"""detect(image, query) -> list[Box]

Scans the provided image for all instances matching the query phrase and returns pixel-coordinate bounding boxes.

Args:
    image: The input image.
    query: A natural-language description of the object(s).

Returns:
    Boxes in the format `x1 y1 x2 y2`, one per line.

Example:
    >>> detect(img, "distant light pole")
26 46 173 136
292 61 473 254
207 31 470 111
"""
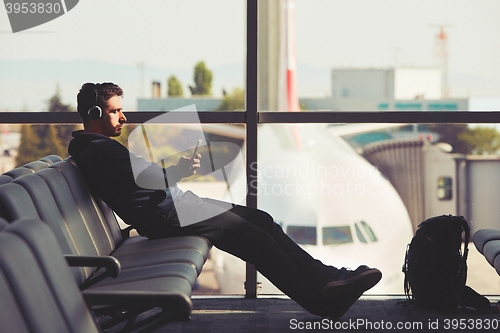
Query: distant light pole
429 24 454 98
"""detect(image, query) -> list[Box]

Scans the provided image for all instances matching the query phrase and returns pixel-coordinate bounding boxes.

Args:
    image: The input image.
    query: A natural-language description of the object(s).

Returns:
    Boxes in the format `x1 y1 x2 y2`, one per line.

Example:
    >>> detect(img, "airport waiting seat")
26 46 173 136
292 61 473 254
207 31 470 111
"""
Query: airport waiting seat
2 165 34 179
0 156 211 330
0 156 64 211
0 174 12 186
0 155 62 184
39 154 63 165
22 160 56 172
473 229 500 275
0 217 100 333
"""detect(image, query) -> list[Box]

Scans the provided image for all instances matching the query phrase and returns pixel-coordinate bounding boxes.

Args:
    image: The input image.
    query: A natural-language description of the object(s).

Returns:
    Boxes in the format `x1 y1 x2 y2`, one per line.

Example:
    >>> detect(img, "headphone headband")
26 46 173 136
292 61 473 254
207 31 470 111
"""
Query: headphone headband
87 83 102 120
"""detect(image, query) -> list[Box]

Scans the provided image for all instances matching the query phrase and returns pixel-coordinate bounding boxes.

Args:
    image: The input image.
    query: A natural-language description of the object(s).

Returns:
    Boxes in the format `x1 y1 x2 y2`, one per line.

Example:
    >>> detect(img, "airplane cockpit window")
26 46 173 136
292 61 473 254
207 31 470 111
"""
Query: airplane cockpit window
360 221 378 242
322 226 353 245
354 221 378 243
354 223 367 243
286 226 317 245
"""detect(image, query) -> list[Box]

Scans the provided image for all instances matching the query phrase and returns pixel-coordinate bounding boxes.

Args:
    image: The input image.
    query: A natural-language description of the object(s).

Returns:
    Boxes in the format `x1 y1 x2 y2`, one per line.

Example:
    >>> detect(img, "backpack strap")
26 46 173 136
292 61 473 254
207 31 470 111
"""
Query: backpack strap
461 216 470 259
402 244 411 300
456 216 471 309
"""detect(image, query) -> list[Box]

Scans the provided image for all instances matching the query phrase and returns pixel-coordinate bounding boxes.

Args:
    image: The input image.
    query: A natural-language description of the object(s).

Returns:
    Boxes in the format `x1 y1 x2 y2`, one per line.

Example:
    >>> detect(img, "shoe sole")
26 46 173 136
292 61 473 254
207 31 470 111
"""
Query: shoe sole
322 269 382 319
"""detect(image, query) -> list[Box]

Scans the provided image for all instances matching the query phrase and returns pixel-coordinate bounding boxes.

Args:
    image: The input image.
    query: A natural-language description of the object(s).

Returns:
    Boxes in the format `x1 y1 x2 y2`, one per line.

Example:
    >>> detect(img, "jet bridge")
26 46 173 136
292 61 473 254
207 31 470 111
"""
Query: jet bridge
362 138 500 233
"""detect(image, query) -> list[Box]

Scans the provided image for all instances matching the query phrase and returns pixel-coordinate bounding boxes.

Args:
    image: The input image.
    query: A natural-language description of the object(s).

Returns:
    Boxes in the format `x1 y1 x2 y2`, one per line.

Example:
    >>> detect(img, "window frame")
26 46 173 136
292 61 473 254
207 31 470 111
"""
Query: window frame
1 0 500 298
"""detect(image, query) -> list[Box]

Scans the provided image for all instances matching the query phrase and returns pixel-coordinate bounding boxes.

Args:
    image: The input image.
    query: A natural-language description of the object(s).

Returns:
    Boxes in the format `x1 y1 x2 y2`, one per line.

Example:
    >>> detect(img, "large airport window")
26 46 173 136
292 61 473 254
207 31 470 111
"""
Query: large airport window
258 1 500 112
1 123 246 296
0 0 246 113
255 122 500 295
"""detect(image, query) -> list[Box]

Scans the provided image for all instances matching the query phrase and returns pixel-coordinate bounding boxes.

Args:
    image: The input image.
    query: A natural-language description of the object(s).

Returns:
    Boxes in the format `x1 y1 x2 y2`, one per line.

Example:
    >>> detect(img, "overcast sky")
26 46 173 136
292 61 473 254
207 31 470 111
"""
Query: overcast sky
0 0 499 110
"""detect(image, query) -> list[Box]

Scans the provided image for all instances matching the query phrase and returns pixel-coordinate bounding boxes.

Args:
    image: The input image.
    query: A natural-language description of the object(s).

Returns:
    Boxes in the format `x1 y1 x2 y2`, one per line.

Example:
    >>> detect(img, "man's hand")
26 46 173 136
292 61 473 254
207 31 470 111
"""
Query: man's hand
175 153 201 179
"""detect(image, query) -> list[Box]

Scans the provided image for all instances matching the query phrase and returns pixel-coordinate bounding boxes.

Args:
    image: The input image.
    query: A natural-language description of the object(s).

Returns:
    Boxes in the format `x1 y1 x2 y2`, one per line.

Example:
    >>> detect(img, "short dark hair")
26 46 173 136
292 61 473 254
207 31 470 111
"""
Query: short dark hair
77 82 123 124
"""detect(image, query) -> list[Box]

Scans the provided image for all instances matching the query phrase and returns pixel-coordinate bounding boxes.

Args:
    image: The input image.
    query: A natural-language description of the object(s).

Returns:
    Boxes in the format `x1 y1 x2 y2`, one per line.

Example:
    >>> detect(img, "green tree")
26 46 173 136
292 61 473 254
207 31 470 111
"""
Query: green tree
217 88 245 111
37 124 66 157
189 61 213 96
428 124 470 154
458 126 500 155
167 75 184 97
15 88 75 166
16 124 66 167
15 125 40 166
46 88 79 146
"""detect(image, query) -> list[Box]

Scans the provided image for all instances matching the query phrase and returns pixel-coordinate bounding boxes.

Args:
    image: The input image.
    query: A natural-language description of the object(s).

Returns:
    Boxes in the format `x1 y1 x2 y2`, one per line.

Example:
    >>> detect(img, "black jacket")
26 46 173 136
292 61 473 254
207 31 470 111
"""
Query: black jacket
68 130 179 235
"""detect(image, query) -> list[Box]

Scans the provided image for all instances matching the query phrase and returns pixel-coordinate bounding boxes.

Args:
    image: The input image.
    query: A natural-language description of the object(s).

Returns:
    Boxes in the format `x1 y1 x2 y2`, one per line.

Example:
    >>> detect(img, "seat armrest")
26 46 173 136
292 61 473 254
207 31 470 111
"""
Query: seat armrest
83 290 190 306
64 255 121 290
82 290 193 325
121 225 135 239
82 290 192 317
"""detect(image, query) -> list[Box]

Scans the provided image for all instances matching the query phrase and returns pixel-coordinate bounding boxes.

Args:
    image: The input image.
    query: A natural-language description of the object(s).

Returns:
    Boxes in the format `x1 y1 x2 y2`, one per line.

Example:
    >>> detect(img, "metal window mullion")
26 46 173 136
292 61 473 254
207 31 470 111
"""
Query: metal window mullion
0 111 246 124
244 0 258 299
3 111 500 125
259 111 500 124
126 111 246 124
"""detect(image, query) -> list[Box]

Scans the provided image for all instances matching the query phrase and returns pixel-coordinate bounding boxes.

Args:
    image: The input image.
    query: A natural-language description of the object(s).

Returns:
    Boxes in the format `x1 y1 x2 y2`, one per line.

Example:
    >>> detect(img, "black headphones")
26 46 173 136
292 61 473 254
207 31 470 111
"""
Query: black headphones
87 83 102 120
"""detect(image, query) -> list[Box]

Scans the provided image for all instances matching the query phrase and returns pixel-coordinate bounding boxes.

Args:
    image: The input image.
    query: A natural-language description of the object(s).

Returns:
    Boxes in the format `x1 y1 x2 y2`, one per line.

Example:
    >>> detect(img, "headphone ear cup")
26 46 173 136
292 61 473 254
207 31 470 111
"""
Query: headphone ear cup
87 105 102 120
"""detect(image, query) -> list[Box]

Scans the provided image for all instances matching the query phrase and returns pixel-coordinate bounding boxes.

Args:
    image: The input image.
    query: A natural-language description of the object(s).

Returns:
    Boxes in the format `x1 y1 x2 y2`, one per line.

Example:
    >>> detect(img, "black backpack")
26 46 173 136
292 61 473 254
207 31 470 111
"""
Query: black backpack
402 215 489 311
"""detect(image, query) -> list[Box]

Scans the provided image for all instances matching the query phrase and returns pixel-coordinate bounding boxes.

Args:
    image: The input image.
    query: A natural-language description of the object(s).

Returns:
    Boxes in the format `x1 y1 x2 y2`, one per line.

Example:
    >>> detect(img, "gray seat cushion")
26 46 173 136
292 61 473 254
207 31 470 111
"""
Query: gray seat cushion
473 229 500 275
473 229 500 254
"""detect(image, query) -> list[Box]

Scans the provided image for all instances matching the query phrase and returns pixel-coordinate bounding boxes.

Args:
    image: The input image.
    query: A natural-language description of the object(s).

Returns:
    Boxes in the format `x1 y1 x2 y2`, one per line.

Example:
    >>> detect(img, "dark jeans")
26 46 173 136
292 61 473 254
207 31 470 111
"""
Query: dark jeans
147 191 338 316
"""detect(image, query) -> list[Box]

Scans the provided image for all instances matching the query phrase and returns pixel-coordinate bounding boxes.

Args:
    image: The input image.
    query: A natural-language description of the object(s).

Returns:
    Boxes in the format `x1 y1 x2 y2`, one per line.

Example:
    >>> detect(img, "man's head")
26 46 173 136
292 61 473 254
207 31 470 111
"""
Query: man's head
77 82 126 137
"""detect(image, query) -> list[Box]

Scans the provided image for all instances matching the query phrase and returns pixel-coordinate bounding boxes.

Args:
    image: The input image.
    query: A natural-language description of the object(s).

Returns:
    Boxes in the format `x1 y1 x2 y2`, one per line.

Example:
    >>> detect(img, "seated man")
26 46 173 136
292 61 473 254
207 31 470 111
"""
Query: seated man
68 82 382 319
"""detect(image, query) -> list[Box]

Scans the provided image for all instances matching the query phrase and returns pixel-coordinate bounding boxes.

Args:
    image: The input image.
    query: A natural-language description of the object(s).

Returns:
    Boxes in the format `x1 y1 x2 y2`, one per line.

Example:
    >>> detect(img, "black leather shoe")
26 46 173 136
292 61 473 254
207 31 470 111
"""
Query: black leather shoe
321 265 382 319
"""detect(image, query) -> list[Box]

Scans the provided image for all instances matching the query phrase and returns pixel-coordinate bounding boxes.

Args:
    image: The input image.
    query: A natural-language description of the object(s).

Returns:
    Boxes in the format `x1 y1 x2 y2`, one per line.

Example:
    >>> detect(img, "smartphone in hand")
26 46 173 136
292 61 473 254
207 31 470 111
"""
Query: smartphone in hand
190 139 202 169
192 139 202 160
